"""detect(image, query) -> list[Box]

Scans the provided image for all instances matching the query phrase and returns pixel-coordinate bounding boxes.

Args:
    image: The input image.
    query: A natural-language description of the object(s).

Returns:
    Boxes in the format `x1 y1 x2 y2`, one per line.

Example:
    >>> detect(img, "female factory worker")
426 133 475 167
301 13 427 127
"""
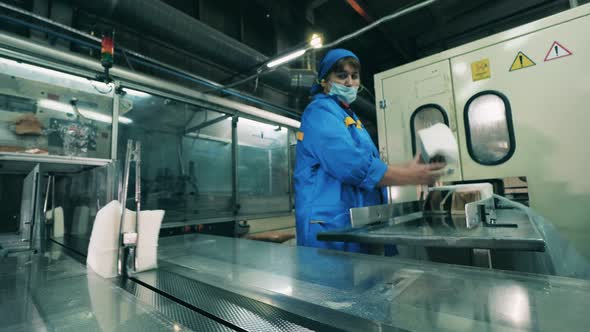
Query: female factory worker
294 48 445 253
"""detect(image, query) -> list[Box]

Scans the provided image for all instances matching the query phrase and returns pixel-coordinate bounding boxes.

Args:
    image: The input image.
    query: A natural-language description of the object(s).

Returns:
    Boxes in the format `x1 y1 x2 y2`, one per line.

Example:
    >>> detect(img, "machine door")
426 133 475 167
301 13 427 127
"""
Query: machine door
19 164 41 245
376 60 462 202
450 13 590 258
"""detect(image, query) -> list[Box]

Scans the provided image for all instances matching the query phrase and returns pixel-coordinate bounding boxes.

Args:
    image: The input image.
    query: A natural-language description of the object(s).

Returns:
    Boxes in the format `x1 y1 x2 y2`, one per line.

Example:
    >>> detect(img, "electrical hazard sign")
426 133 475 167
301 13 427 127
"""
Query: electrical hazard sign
544 41 572 61
509 51 536 72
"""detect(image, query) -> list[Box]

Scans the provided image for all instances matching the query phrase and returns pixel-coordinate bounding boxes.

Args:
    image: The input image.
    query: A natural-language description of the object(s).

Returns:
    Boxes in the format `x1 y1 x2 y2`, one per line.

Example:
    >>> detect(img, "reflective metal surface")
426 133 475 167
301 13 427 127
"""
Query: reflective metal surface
0 153 111 173
319 208 545 251
0 244 231 331
155 233 590 331
4 231 589 331
350 201 421 227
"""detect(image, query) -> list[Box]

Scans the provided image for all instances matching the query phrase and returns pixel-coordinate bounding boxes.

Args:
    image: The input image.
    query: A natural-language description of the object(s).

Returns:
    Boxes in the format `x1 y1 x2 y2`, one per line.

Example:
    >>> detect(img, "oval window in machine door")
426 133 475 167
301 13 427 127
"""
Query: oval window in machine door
464 91 516 165
410 104 449 156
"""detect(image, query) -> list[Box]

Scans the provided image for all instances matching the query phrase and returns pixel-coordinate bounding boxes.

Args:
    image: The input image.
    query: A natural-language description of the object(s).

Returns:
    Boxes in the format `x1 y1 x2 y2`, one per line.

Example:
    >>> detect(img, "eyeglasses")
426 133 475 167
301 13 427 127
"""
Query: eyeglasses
334 71 360 80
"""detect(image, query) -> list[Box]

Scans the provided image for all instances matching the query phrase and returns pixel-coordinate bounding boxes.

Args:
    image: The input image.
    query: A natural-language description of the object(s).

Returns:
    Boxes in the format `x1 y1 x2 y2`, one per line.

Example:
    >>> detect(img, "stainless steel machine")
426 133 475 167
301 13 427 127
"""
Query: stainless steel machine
374 2 590 261
318 184 549 270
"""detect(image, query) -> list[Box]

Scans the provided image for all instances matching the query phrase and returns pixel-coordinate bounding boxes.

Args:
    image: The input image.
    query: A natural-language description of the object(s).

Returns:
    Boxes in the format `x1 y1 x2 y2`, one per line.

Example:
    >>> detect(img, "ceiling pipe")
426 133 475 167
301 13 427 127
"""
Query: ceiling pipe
0 1 301 118
66 0 294 91
344 0 411 61
0 31 301 129
65 0 379 122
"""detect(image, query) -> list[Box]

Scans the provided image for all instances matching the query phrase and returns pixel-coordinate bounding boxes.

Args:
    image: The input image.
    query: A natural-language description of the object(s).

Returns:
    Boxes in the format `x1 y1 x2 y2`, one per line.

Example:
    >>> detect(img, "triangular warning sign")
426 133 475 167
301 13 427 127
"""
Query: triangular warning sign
544 41 572 61
509 51 536 72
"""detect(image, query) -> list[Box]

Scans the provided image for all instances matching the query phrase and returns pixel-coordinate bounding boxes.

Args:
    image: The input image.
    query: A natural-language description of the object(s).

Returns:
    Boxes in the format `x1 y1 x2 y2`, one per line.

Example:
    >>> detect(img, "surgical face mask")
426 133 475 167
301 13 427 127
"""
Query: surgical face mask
329 82 358 104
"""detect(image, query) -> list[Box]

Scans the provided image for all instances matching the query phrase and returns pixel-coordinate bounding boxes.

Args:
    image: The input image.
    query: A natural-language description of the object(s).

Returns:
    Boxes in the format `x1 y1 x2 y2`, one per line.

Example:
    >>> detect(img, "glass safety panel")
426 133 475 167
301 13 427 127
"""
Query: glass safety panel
411 104 449 156
0 57 114 158
465 92 515 165
237 117 290 215
117 88 233 224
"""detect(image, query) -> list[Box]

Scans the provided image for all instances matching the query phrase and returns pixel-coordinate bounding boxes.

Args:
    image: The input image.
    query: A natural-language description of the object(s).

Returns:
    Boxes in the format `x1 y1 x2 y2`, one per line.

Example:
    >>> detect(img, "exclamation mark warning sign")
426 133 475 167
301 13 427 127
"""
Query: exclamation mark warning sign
544 41 573 62
509 51 536 72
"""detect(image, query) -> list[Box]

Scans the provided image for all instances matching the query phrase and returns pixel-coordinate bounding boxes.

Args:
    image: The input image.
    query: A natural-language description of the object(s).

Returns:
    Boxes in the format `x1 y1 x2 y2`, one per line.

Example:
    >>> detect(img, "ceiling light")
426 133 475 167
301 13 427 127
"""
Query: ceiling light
117 116 133 124
123 88 150 98
266 49 306 68
38 99 132 124
310 34 323 49
0 57 90 84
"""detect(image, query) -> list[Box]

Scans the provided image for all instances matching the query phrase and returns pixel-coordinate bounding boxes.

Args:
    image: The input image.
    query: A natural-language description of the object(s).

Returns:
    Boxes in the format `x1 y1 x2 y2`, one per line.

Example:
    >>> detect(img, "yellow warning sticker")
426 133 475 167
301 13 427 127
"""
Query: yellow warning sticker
471 59 491 81
509 51 536 72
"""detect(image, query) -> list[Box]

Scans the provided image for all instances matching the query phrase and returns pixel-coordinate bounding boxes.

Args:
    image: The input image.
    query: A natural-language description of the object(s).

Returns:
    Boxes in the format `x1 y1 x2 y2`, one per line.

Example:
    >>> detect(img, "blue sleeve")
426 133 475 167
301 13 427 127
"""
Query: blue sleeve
302 105 387 190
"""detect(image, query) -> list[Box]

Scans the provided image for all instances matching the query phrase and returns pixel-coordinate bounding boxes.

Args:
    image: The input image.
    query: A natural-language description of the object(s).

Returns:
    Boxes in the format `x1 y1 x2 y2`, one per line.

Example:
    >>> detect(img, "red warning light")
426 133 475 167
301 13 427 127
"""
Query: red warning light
101 33 114 69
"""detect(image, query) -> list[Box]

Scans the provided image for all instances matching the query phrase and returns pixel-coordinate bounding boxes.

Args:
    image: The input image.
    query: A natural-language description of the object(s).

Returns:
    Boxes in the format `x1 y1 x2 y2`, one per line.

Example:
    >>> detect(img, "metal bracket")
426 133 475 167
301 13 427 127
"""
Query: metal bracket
465 197 496 228
424 184 502 229
117 139 141 277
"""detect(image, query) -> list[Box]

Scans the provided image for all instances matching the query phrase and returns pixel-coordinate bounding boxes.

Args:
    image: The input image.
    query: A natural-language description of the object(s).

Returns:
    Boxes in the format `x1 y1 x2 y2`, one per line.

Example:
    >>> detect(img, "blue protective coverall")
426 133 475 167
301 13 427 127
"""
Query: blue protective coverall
294 93 394 253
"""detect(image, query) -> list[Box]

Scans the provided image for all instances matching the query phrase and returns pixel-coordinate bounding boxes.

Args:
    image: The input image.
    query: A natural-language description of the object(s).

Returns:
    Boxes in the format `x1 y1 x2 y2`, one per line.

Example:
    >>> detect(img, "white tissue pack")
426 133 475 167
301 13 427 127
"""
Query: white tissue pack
417 123 459 164
86 200 164 278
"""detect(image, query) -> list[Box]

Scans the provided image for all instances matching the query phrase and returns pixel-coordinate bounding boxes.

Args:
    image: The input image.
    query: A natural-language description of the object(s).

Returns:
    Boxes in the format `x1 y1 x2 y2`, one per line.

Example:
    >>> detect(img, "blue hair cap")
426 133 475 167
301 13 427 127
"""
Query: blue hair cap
310 48 359 95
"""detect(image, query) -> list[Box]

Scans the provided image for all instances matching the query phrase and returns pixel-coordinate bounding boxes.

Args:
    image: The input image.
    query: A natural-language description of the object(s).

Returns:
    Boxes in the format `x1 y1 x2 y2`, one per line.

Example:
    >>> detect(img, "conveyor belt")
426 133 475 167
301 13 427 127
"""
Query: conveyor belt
17 230 590 331
155 233 590 331
132 263 404 332
46 237 367 331
46 236 393 331
120 278 234 332
132 270 344 332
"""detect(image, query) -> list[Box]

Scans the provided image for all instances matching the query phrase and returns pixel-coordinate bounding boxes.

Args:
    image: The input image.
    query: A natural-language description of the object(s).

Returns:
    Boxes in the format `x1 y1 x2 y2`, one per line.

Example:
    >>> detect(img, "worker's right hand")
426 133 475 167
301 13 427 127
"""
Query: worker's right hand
378 153 446 187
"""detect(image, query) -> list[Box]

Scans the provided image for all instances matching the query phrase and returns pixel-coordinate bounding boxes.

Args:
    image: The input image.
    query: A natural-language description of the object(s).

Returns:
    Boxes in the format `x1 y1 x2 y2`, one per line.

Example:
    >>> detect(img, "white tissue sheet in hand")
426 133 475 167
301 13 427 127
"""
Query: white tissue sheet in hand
86 200 165 278
418 123 459 164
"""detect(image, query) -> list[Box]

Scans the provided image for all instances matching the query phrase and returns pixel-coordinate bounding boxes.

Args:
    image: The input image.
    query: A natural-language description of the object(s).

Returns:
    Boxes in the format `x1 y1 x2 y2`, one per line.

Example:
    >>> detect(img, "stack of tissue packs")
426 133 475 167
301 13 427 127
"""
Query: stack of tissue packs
86 200 164 278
